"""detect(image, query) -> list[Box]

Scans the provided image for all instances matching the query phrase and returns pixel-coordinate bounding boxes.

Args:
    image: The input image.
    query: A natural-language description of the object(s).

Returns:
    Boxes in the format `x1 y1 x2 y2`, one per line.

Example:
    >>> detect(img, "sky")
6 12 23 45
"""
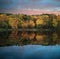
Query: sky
0 0 60 14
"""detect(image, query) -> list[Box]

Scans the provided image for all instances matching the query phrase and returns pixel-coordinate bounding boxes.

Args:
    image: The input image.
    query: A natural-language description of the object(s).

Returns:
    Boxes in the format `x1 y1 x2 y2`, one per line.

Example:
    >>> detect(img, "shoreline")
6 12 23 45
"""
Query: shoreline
0 29 56 32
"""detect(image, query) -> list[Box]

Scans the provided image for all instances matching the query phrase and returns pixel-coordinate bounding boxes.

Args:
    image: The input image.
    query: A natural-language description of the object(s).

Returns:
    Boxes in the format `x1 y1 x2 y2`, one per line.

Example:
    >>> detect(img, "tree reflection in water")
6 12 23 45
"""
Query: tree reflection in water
0 31 60 46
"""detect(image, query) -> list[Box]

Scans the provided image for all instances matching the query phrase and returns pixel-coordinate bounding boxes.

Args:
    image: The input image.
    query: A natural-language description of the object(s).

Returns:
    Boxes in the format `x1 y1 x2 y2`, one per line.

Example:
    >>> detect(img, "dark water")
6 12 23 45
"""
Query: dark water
0 31 60 59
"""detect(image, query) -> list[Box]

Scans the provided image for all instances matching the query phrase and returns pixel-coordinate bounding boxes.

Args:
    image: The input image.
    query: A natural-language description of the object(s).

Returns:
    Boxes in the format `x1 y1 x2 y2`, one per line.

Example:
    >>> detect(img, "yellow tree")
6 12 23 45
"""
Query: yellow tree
36 16 44 28
0 14 8 22
28 20 35 28
21 21 28 28
52 19 58 27
0 14 8 29
8 16 18 30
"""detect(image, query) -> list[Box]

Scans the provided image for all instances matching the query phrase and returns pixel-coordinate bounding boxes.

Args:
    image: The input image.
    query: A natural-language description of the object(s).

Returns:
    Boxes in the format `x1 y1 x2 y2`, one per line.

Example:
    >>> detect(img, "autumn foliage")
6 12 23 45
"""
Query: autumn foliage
0 13 60 30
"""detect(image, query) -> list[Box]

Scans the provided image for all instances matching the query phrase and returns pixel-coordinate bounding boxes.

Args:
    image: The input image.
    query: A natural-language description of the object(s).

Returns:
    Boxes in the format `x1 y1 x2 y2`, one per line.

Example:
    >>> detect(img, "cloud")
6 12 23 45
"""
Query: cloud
30 0 40 1
22 7 60 11
54 0 60 2
0 0 60 13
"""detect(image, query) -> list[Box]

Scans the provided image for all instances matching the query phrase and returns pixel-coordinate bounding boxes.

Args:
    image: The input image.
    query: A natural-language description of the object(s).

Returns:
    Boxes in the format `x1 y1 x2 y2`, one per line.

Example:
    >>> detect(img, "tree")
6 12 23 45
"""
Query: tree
0 14 8 29
52 19 58 28
28 20 35 28
36 16 44 28
8 16 18 30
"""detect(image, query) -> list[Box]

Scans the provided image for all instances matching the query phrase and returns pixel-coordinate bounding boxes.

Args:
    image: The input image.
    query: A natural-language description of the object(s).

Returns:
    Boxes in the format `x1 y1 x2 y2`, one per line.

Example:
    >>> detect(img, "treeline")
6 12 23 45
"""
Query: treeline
0 13 60 30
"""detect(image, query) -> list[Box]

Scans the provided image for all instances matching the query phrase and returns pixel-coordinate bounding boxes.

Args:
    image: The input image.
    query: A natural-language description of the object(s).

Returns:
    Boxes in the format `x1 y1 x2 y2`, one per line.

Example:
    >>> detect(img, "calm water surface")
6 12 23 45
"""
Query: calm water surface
0 31 60 59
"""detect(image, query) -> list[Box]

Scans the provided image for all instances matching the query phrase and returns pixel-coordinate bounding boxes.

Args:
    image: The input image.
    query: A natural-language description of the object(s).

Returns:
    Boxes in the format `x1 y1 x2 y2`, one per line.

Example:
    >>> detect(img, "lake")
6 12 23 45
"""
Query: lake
0 31 60 59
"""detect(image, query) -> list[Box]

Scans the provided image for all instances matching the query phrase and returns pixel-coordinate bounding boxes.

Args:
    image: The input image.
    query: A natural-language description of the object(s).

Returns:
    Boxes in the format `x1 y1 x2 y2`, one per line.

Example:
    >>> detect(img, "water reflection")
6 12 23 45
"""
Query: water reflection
0 31 60 46
0 45 60 59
